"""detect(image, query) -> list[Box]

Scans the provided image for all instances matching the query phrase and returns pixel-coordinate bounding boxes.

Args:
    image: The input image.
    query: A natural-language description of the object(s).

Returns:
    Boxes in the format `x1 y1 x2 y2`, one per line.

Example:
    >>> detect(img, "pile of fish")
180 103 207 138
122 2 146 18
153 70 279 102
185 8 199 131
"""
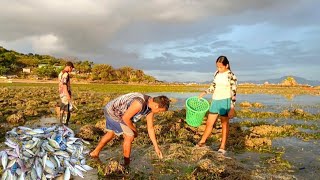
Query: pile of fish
0 125 93 179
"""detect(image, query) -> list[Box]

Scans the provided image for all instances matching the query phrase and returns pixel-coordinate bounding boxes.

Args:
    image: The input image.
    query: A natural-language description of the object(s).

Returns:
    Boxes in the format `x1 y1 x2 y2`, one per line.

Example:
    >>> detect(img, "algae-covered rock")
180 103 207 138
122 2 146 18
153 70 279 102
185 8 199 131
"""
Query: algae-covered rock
245 137 272 149
78 125 105 141
104 160 125 176
252 102 264 108
240 101 252 108
95 120 107 133
6 111 26 124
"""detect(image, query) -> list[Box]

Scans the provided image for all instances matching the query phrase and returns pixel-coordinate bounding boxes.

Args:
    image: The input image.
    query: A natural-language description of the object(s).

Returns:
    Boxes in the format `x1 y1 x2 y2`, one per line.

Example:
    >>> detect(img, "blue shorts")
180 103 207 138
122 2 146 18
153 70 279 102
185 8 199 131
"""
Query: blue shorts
209 98 231 116
104 108 134 137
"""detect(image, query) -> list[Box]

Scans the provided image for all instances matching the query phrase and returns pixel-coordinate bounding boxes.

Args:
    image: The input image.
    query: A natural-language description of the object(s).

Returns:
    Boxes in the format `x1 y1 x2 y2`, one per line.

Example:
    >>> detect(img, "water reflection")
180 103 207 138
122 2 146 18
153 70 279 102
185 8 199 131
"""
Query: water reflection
147 92 320 112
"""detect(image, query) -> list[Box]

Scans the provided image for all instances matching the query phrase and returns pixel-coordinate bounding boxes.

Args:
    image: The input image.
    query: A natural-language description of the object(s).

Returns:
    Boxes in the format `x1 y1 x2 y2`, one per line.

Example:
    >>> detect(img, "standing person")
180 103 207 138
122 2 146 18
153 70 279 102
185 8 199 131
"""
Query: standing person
58 61 74 126
89 92 170 167
196 55 237 155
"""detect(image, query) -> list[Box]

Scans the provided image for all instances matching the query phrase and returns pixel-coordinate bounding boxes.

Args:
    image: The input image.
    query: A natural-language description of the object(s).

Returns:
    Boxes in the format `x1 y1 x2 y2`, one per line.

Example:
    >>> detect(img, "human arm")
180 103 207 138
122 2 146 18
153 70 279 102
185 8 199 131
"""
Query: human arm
205 82 216 94
199 72 217 98
228 72 237 118
146 112 163 159
122 100 142 137
61 73 71 101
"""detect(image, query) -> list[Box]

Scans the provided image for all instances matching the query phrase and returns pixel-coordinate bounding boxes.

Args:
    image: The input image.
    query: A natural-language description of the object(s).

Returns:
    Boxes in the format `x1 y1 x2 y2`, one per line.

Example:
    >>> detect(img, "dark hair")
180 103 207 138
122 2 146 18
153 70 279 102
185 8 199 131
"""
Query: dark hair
216 56 230 70
65 61 74 68
153 95 170 110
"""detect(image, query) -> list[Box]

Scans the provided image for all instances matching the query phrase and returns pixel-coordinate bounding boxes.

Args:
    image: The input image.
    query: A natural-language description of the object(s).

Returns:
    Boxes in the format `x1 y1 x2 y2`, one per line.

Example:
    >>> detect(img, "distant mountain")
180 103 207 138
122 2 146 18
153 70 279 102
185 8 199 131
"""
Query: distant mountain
240 76 320 86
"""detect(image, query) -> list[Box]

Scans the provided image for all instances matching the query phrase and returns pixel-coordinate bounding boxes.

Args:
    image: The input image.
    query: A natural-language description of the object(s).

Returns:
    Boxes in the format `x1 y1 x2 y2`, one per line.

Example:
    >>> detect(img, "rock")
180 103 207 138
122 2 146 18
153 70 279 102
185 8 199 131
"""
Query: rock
6 111 26 124
292 108 305 115
252 102 264 108
77 125 104 141
23 109 38 116
95 120 107 133
240 101 252 108
104 160 125 175
280 110 291 117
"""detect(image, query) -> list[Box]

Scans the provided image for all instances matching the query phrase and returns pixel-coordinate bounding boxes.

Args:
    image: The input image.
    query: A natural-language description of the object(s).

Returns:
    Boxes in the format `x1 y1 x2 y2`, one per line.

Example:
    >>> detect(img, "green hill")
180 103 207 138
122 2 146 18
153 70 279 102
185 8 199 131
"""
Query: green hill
0 46 157 83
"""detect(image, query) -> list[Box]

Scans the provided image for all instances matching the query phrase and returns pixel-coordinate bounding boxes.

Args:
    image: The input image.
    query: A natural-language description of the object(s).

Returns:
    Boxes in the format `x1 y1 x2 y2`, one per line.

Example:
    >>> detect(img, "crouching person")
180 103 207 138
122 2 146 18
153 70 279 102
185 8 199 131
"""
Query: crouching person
89 92 170 166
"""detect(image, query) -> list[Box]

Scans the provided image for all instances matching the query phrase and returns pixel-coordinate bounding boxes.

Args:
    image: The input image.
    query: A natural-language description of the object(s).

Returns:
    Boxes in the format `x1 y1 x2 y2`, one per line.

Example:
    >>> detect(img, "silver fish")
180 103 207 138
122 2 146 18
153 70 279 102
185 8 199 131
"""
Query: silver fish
45 159 55 170
1 151 8 169
18 171 25 180
64 167 71 180
75 164 87 172
18 126 32 131
54 151 70 158
81 164 93 171
48 138 60 149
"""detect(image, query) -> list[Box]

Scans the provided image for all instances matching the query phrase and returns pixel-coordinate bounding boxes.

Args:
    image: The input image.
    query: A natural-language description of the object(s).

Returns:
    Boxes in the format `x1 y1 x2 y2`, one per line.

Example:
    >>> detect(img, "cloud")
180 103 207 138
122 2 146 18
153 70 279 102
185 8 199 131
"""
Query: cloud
0 0 319 82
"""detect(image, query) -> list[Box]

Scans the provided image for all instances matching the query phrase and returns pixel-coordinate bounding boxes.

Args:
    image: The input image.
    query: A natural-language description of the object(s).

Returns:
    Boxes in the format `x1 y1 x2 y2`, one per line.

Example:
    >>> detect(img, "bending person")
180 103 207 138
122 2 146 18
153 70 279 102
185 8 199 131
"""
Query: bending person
90 92 170 166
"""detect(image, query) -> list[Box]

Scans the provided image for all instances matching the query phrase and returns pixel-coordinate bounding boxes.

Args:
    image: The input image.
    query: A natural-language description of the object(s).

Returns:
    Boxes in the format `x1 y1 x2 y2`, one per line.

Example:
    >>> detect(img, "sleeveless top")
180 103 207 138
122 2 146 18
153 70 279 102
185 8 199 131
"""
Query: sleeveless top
58 71 71 96
105 93 151 123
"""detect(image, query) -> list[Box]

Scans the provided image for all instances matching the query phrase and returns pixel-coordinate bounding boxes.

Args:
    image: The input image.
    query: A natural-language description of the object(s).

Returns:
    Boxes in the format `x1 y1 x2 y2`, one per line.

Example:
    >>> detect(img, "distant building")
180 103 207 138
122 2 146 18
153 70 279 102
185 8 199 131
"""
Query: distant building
54 65 63 69
38 64 48 68
22 68 31 73
7 75 18 79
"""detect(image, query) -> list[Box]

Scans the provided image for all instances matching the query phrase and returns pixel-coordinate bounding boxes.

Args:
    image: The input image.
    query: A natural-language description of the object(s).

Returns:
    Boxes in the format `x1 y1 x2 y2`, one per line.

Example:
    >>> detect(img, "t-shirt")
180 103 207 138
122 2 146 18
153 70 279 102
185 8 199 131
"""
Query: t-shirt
212 71 231 100
105 93 151 123
205 70 237 106
58 71 71 96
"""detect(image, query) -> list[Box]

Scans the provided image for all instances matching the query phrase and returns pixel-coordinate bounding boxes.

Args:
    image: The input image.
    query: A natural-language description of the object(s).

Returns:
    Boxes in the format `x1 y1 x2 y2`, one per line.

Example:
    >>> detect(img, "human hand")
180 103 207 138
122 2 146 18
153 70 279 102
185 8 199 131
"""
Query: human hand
198 92 206 99
155 146 163 159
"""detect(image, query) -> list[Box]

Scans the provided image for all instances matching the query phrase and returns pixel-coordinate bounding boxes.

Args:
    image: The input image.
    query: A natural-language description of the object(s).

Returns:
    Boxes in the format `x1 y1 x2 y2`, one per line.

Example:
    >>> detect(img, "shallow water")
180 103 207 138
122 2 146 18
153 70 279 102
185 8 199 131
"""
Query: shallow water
147 92 320 179
147 92 320 114
232 117 319 127
272 137 320 179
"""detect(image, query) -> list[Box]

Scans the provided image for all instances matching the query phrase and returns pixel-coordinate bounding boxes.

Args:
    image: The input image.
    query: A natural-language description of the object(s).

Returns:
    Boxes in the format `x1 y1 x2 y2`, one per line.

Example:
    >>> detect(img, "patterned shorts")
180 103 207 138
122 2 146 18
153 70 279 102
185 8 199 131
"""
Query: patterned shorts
104 108 134 137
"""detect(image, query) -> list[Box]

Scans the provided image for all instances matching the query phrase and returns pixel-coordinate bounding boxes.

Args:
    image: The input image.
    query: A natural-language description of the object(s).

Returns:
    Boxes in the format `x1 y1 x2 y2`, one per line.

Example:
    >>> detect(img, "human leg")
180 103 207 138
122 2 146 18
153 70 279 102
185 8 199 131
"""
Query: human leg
122 133 134 166
90 131 115 158
59 96 69 125
65 103 71 126
198 113 219 145
219 116 230 150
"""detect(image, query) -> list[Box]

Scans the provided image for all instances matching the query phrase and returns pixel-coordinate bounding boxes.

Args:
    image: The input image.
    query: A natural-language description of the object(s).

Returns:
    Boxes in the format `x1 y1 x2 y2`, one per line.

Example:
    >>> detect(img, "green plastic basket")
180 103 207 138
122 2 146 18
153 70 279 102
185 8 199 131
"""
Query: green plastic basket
185 96 210 127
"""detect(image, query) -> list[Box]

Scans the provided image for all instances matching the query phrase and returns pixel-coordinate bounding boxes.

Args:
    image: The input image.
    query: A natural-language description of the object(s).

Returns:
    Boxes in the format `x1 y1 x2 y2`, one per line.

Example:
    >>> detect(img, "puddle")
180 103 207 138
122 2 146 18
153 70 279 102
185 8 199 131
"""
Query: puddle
272 137 320 179
233 151 273 170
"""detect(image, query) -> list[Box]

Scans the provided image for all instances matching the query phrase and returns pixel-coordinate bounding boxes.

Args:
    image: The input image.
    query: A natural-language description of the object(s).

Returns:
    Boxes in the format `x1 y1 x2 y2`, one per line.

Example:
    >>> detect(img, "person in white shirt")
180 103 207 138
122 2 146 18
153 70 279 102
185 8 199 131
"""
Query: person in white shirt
196 56 237 155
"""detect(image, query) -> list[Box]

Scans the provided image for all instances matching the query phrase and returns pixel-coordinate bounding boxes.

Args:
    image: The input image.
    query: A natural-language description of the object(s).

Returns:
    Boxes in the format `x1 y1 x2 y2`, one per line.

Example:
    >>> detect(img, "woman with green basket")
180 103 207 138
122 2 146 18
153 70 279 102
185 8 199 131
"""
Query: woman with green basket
196 56 237 155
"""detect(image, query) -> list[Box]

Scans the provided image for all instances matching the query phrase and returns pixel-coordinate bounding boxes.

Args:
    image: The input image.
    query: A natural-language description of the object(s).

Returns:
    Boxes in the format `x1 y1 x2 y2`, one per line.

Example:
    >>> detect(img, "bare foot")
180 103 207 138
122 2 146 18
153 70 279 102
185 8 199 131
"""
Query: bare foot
89 151 99 158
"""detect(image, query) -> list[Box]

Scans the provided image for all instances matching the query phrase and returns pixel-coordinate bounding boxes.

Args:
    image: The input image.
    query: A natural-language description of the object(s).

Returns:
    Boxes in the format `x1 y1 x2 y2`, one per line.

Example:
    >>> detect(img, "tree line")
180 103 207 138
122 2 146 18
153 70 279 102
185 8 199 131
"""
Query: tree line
0 46 156 83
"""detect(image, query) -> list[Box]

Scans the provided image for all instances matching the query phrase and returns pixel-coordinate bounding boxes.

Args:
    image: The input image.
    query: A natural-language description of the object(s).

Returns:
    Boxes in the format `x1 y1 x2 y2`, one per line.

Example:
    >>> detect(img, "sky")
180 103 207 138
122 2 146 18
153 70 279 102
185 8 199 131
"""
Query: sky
0 0 319 82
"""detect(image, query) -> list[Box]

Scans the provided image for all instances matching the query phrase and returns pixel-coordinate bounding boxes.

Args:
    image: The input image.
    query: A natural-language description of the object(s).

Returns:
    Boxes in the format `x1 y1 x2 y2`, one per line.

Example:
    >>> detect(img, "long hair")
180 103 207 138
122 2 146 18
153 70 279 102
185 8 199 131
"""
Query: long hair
216 56 231 70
